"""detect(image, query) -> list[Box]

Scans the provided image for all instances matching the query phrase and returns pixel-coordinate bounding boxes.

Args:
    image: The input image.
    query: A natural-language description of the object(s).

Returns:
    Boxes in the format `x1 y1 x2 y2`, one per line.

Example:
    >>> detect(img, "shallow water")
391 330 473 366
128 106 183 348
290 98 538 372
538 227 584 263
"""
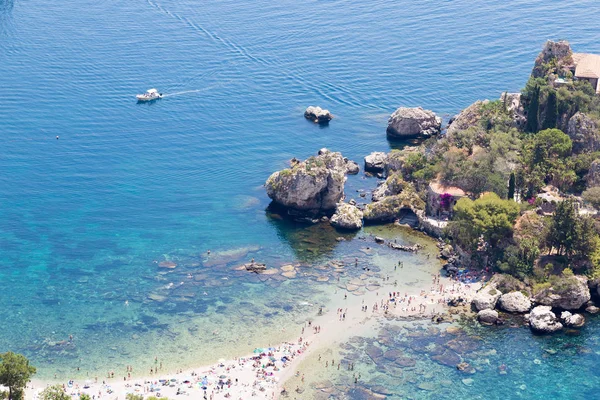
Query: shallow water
297 316 600 400
2 0 600 383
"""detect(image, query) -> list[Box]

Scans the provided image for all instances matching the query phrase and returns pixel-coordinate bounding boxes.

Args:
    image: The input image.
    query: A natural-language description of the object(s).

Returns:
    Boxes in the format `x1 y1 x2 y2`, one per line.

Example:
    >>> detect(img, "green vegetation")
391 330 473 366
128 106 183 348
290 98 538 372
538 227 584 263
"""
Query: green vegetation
39 385 69 400
0 352 36 400
396 42 600 281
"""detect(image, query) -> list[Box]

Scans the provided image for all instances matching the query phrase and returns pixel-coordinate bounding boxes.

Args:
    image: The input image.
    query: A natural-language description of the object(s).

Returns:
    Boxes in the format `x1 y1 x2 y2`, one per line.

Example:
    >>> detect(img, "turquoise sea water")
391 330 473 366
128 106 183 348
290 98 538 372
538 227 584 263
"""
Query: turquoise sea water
2 0 600 392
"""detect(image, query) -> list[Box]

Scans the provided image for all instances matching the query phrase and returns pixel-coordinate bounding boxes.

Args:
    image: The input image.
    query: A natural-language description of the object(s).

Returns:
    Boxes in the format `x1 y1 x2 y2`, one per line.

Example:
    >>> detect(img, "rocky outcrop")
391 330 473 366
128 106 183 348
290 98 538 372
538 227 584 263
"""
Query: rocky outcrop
447 100 488 136
560 311 585 328
587 159 600 188
529 306 563 333
533 275 590 310
304 106 332 124
363 184 425 224
372 173 406 202
364 152 387 173
265 149 346 216
501 92 526 129
567 112 600 153
498 291 531 313
387 107 441 138
330 202 363 230
531 40 573 79
472 287 502 311
488 274 529 295
477 309 499 325
383 146 423 178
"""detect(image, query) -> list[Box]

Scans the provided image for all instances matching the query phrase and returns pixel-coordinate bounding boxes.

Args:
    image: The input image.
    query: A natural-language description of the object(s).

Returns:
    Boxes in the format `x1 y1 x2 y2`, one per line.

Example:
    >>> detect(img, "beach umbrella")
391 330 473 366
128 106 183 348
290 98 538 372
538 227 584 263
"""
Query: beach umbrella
253 348 264 353
219 375 227 379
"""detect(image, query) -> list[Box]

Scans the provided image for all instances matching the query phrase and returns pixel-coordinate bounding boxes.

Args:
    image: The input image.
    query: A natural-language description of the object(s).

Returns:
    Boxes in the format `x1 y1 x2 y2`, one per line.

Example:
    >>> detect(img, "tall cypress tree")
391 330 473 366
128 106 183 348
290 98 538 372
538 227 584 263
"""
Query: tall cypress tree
542 89 558 130
508 172 515 200
526 85 540 133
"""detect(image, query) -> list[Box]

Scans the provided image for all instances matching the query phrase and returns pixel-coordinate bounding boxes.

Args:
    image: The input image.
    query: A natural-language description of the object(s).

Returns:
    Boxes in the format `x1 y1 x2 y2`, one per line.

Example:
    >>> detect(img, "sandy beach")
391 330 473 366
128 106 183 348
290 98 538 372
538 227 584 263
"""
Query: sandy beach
25 260 483 400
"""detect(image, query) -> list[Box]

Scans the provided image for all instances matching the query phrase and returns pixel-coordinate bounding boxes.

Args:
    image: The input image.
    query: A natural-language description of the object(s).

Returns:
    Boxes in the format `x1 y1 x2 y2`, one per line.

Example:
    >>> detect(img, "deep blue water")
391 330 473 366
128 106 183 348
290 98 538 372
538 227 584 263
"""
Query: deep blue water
2 0 600 388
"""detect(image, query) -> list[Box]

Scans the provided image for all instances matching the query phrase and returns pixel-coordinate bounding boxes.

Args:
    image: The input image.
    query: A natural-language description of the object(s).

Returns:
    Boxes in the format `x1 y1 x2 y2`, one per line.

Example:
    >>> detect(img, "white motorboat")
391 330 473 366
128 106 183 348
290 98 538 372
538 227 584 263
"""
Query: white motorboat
136 88 162 101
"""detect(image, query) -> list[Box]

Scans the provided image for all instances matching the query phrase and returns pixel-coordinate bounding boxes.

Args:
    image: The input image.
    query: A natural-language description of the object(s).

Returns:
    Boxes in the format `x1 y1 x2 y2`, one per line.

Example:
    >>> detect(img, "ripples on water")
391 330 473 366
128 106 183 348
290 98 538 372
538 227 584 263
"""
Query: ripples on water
1 0 600 383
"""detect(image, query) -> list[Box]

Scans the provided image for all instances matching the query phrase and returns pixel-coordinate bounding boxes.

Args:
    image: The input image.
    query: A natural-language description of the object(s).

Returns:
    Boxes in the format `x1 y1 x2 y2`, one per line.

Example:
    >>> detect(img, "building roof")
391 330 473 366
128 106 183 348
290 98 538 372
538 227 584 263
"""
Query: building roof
429 181 466 197
573 53 600 79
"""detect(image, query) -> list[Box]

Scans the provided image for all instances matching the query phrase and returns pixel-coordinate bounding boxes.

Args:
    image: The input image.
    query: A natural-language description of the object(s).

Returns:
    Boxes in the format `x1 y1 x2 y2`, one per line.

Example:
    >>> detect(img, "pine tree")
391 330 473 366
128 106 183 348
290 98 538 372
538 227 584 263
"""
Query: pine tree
526 85 540 133
508 172 515 200
543 89 558 129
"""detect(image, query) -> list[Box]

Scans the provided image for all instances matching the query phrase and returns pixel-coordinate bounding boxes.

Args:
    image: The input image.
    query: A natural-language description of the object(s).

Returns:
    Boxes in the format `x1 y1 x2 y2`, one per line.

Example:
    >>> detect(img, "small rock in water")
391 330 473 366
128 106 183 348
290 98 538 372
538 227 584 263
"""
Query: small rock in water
462 378 474 386
519 384 527 391
533 359 541 365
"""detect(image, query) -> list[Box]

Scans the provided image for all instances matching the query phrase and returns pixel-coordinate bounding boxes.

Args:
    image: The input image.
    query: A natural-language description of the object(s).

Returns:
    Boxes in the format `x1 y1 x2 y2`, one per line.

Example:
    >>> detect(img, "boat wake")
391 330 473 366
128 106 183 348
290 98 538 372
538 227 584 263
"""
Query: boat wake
161 82 227 98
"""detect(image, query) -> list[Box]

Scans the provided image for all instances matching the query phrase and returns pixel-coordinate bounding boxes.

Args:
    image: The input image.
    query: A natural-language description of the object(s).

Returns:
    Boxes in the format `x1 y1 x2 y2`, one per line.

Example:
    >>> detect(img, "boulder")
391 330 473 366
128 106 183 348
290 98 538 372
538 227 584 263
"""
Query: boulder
304 106 332 124
529 306 563 333
364 152 387 173
344 159 360 175
472 287 502 311
587 159 600 188
477 309 499 325
330 202 363 231
265 149 347 215
363 185 425 224
567 112 600 154
560 311 585 328
387 107 441 138
533 275 590 310
498 291 531 313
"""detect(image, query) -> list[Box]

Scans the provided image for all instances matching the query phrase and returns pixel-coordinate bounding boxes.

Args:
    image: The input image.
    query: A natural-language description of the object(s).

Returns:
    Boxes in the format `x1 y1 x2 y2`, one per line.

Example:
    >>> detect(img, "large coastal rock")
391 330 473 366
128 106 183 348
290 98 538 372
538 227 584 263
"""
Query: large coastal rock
587 159 600 188
364 152 387 173
529 306 563 333
345 159 360 175
265 149 346 215
330 202 363 231
531 40 573 79
372 173 406 202
498 291 531 313
477 309 499 325
472 287 502 311
560 311 585 328
533 275 590 310
387 107 441 138
567 112 600 153
363 185 425 224
304 106 332 124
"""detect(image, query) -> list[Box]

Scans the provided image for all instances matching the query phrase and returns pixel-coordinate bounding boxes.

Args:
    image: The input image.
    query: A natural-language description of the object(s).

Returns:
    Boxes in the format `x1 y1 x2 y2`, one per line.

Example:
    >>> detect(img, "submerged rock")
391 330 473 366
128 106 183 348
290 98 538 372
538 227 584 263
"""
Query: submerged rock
304 106 332 124
330 202 363 230
387 107 441 138
244 262 267 273
529 306 563 333
265 149 347 216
